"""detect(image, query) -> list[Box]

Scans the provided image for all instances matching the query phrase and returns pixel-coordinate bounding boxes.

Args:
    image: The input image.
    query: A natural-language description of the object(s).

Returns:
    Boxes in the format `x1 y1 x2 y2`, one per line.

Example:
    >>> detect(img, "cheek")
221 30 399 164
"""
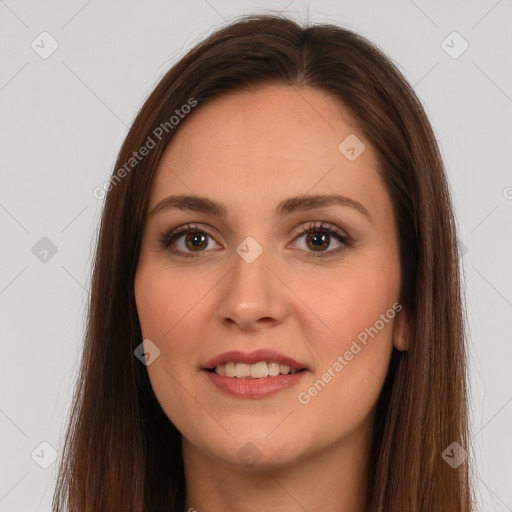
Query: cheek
135 264 204 341
301 260 400 353
134 265 214 422
135 269 206 395
291 263 398 424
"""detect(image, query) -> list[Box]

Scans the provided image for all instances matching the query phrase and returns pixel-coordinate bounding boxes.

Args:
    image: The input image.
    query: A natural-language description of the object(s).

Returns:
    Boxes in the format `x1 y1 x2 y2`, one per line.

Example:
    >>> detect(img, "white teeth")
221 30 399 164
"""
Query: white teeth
224 362 236 377
251 361 268 378
213 361 300 379
235 363 251 378
267 361 280 376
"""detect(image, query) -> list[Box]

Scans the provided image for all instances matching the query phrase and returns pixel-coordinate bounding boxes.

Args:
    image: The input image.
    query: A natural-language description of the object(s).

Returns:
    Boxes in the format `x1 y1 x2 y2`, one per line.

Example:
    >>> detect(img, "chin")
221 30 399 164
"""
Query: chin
185 428 307 471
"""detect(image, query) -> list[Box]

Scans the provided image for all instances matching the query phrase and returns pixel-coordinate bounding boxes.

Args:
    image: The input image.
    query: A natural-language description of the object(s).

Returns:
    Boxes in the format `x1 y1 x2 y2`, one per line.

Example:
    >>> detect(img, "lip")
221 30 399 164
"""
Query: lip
202 349 308 371
201 349 309 399
203 370 308 398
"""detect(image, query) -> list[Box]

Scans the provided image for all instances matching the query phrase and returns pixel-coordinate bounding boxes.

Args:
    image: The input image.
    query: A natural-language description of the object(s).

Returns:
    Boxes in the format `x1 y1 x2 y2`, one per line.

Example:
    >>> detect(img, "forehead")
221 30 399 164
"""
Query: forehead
161 84 368 165
149 85 383 215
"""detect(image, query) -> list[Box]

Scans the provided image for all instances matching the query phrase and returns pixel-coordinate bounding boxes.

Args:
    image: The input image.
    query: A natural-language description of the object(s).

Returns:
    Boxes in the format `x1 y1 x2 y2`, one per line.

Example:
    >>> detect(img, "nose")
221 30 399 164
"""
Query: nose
215 244 289 332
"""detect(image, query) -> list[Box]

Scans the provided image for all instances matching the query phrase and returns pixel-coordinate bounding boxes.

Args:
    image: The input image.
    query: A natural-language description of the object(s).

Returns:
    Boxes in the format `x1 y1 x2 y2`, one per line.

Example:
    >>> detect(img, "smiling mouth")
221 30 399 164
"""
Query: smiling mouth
205 361 306 379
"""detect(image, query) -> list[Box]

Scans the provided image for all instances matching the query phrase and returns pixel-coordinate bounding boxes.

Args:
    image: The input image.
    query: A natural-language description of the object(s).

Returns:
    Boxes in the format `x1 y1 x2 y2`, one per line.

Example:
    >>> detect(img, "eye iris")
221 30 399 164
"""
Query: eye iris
185 232 207 251
307 232 329 251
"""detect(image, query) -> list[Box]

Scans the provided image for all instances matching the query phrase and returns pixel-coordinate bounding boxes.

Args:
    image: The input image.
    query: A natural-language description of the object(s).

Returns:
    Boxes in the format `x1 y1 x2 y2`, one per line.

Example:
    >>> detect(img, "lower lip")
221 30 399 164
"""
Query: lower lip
203 370 307 398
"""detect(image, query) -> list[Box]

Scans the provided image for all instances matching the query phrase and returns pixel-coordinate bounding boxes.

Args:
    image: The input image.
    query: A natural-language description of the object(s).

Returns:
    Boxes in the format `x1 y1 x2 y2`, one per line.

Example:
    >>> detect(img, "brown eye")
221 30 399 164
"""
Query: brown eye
184 231 208 251
160 224 222 258
305 232 330 252
292 221 351 258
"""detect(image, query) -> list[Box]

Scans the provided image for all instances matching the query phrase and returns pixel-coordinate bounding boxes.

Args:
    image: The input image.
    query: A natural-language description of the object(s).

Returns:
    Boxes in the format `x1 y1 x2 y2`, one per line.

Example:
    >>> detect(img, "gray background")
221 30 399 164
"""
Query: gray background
1 1 511 510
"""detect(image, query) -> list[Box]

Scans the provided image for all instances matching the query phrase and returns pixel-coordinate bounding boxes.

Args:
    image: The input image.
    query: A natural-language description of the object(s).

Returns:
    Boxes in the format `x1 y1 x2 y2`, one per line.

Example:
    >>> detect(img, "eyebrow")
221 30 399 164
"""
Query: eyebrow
147 193 372 220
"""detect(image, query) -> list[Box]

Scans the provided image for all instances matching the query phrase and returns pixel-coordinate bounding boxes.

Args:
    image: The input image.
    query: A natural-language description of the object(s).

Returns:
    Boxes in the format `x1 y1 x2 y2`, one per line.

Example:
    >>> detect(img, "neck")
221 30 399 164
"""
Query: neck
182 414 373 512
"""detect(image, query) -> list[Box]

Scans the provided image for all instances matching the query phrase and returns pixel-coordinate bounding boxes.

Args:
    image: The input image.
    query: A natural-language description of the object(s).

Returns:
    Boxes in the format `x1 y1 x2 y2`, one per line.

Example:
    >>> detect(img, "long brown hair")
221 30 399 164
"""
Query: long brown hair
53 13 475 512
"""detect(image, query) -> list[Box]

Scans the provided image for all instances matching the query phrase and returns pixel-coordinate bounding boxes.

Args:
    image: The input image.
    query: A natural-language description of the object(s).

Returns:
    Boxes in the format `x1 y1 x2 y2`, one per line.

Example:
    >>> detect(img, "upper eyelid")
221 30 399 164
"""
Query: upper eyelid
297 221 349 237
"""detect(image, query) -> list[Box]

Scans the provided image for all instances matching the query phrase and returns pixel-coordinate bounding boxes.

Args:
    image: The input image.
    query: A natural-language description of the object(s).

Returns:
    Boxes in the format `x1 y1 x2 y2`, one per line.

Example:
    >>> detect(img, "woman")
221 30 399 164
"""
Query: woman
53 14 475 512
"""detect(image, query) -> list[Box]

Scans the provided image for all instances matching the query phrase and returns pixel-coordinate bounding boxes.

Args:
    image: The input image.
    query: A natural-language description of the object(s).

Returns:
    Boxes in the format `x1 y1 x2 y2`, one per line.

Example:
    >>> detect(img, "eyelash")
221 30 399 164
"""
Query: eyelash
159 221 351 260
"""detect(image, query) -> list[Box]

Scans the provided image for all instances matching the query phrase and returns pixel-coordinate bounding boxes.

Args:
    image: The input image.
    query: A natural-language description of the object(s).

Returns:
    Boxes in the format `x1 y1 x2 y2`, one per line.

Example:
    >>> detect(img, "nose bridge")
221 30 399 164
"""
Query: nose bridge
215 234 288 329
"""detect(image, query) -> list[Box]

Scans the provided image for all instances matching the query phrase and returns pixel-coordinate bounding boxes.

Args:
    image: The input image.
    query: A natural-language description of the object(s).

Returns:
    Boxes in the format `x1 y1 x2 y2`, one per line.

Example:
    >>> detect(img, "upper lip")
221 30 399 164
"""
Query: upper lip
202 349 308 371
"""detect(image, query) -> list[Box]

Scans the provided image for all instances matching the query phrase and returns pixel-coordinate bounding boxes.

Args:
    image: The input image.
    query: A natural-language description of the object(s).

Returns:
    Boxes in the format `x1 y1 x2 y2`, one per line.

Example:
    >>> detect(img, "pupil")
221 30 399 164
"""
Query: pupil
308 233 328 251
186 232 207 251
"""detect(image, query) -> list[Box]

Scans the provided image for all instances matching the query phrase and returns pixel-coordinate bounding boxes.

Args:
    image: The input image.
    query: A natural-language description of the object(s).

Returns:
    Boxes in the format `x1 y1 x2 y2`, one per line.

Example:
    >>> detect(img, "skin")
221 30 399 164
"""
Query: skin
134 84 408 512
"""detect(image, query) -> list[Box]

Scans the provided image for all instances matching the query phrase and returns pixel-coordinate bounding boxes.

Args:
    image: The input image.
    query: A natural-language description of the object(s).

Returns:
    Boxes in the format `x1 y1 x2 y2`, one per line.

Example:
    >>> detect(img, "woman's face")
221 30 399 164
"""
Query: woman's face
135 85 407 470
